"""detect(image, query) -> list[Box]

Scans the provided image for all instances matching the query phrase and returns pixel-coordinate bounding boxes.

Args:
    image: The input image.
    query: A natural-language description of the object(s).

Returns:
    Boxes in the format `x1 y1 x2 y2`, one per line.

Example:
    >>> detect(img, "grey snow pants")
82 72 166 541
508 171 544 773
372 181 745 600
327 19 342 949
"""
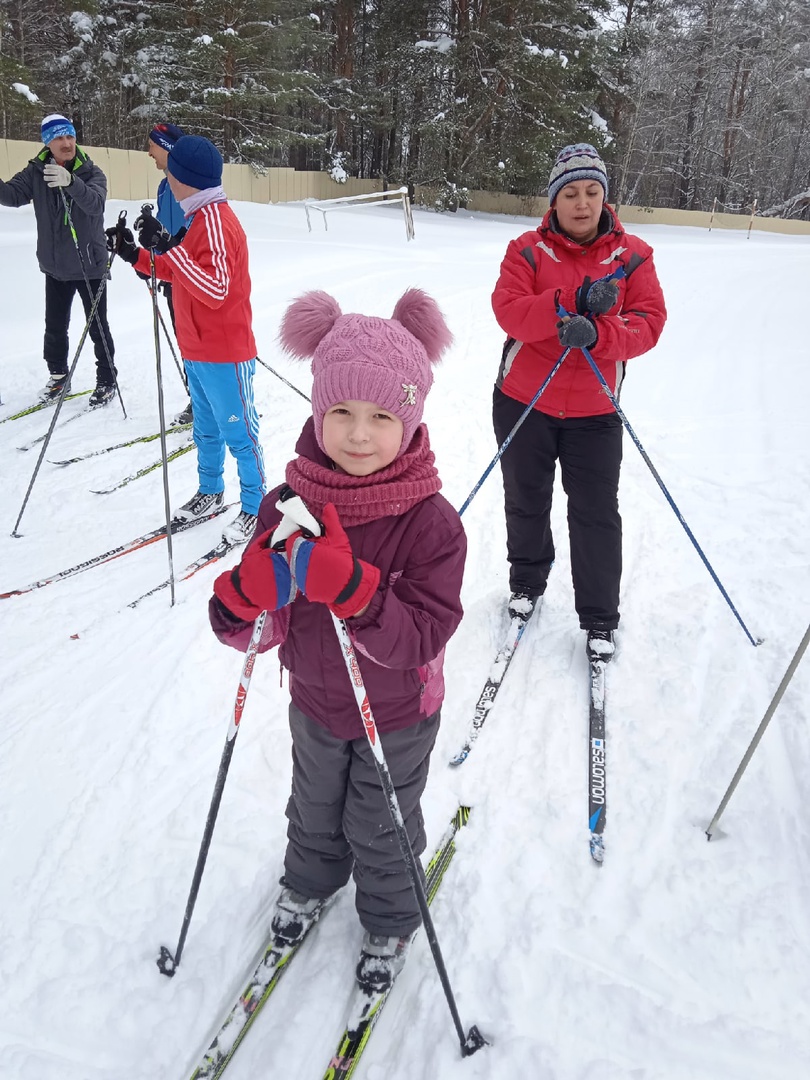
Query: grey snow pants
282 702 440 937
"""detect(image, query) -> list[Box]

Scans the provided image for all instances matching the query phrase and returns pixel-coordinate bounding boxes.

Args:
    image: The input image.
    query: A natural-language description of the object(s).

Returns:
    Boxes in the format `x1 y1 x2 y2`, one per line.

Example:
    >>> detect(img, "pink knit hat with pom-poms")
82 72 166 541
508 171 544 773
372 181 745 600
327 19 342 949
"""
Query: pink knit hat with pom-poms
279 288 453 457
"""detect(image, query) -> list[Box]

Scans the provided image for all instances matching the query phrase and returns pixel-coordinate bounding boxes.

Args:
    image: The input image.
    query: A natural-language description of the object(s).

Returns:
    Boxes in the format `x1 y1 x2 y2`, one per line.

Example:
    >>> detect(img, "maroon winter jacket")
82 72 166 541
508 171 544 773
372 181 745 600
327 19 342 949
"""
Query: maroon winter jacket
491 205 666 418
209 425 467 740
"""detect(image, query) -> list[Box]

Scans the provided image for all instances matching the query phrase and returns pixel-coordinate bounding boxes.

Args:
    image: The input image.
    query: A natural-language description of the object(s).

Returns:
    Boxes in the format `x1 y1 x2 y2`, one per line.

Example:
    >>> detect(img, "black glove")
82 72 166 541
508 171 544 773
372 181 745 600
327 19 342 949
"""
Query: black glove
105 225 139 265
557 315 598 349
136 214 172 252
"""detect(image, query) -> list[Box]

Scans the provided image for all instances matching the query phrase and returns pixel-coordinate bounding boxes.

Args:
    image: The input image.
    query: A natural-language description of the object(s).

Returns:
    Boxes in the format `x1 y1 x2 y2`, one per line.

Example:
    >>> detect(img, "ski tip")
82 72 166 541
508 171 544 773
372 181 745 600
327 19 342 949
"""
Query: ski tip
448 750 468 767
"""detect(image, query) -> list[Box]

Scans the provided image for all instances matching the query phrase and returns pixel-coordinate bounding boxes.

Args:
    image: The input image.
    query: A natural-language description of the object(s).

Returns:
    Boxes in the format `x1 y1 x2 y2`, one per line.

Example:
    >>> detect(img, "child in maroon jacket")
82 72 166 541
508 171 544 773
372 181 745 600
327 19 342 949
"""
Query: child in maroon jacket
209 288 465 993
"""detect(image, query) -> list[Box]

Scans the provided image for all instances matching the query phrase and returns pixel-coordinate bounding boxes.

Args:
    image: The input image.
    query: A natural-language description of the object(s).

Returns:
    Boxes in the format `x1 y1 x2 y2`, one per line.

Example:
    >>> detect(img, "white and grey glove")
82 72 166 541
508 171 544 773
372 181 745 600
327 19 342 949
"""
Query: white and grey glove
43 163 72 188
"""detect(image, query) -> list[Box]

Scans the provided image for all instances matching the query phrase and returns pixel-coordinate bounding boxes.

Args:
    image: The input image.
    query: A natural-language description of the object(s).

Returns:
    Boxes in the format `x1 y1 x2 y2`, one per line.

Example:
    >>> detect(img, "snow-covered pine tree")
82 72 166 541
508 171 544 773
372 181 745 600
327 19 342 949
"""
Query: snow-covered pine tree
128 1 330 169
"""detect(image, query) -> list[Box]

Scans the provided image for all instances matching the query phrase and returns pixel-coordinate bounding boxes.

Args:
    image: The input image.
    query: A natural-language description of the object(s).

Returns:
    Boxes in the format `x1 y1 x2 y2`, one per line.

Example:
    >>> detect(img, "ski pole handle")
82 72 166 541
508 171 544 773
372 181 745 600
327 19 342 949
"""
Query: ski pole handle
270 487 322 546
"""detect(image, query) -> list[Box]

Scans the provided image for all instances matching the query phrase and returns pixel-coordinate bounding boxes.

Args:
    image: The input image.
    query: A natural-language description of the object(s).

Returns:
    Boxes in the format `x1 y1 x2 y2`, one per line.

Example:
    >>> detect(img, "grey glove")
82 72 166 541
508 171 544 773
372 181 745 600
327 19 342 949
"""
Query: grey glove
43 163 72 188
583 278 619 315
557 315 598 349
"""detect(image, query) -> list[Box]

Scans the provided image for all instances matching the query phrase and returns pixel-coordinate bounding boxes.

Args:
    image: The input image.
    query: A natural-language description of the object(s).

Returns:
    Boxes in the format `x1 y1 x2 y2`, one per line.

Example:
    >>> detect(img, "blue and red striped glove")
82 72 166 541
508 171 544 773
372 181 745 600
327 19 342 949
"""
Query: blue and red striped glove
285 503 380 618
213 530 296 620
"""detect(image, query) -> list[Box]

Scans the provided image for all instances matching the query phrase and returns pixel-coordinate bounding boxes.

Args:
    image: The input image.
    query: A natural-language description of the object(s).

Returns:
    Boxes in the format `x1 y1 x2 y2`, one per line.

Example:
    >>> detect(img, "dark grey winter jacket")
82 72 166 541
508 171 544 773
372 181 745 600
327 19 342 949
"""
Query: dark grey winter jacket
0 147 109 281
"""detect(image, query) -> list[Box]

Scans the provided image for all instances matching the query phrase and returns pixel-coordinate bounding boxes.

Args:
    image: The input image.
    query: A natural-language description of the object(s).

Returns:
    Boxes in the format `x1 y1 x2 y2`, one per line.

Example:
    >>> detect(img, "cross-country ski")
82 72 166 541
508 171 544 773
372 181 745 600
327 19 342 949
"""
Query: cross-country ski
0 387 92 424
1 506 228 599
49 420 191 465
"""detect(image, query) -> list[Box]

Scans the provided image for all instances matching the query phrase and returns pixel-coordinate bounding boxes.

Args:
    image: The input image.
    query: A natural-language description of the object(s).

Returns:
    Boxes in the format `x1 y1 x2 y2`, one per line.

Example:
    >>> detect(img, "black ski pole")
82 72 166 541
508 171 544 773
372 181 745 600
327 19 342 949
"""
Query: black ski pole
149 248 176 606
281 494 486 1058
256 355 310 402
60 191 126 417
706 621 810 839
11 247 118 537
157 611 268 976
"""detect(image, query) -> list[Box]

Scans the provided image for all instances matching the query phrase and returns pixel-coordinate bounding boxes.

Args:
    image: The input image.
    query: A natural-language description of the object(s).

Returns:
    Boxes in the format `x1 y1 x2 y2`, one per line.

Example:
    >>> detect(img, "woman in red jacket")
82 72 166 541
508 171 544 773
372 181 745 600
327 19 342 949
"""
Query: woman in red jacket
491 143 667 660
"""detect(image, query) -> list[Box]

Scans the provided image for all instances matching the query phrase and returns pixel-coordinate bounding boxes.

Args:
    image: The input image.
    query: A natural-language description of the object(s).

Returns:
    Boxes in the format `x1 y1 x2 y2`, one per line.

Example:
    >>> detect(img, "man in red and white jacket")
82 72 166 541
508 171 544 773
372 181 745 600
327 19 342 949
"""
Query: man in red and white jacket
110 135 265 546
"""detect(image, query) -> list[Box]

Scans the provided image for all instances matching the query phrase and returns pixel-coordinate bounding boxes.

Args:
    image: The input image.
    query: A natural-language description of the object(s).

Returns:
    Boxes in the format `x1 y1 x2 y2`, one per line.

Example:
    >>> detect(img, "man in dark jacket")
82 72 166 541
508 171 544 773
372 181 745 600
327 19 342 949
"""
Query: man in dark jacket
0 114 116 406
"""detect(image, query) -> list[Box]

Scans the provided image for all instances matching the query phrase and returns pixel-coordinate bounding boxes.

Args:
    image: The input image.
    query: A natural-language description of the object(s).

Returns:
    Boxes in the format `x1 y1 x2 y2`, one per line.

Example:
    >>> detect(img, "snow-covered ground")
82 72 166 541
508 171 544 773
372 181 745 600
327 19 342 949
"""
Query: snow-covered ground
1 196 808 1080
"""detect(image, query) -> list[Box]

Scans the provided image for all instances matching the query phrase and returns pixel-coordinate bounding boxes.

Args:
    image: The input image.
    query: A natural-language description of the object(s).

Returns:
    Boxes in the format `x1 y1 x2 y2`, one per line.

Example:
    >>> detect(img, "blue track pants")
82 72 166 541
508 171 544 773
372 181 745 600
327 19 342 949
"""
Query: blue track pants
184 358 266 515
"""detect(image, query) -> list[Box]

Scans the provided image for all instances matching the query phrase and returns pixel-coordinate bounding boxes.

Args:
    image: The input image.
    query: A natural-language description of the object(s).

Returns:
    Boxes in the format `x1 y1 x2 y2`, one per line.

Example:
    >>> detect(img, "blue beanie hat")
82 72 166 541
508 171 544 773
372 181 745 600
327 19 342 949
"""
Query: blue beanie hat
548 143 608 205
167 135 223 191
41 114 76 144
149 123 185 152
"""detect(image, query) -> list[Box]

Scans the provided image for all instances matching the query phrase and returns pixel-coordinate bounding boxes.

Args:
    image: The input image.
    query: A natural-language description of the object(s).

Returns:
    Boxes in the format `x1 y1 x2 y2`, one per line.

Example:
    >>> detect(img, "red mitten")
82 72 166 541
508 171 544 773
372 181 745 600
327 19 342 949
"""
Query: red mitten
213 529 296 620
285 503 380 618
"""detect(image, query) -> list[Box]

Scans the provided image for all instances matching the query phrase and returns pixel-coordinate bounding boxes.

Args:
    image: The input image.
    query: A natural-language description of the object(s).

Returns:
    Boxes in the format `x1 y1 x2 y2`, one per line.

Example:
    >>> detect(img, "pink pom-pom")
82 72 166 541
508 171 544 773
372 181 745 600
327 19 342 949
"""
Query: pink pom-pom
279 291 342 359
391 289 453 363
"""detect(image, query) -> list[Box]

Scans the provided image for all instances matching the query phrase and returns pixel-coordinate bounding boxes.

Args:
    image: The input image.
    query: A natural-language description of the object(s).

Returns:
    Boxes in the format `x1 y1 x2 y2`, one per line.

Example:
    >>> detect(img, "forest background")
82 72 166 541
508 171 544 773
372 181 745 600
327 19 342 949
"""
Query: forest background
0 0 809 219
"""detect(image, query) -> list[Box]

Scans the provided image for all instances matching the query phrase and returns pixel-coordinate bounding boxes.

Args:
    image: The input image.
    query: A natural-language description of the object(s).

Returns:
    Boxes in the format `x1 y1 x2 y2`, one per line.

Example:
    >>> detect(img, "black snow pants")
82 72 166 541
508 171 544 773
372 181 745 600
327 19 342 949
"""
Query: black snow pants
493 386 623 631
44 274 116 385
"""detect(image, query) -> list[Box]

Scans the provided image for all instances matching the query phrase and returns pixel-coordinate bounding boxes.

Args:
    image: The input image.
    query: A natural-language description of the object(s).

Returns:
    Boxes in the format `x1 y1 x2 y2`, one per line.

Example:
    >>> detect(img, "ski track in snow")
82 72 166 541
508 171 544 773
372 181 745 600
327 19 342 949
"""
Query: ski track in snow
1 201 809 1080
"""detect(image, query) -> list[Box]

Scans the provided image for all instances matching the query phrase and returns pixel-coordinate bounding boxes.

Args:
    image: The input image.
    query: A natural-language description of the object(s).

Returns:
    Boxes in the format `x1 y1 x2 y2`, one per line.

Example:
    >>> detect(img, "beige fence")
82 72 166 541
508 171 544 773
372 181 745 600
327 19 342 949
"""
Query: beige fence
0 138 388 204
3 139 810 236
416 188 810 237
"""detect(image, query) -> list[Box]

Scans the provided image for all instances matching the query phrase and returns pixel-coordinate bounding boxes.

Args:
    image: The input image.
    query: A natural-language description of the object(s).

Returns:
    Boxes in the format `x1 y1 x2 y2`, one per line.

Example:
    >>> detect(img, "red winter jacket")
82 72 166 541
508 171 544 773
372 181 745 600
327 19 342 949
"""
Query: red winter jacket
491 206 666 418
134 200 257 363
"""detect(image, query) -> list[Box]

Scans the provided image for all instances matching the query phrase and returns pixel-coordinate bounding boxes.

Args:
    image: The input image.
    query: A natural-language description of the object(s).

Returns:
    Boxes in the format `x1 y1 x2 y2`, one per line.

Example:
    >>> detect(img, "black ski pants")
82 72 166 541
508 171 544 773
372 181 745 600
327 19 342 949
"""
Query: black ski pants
44 274 116 385
493 386 623 631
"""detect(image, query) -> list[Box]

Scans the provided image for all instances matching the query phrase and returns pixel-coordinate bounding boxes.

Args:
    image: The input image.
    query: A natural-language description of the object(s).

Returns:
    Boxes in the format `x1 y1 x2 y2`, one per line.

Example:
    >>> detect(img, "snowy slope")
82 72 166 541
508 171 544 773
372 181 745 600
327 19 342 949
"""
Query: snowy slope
1 198 808 1080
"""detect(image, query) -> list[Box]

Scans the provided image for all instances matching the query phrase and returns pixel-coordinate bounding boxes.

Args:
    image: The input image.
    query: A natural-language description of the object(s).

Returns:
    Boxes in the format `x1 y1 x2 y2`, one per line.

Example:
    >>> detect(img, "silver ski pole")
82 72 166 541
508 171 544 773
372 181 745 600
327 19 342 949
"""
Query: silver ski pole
149 248 176 606
706 621 810 838
135 202 188 391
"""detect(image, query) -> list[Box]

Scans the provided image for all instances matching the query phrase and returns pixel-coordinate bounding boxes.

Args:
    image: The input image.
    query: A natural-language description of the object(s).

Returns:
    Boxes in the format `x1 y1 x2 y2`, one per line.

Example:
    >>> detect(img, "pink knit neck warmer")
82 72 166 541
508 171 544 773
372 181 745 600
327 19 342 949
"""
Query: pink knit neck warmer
285 421 441 526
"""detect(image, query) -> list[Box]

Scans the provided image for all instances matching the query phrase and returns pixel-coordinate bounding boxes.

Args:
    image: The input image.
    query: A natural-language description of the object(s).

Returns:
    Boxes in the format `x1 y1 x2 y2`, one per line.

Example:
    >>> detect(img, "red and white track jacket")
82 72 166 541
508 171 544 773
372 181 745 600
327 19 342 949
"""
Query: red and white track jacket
491 205 667 418
135 200 257 363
